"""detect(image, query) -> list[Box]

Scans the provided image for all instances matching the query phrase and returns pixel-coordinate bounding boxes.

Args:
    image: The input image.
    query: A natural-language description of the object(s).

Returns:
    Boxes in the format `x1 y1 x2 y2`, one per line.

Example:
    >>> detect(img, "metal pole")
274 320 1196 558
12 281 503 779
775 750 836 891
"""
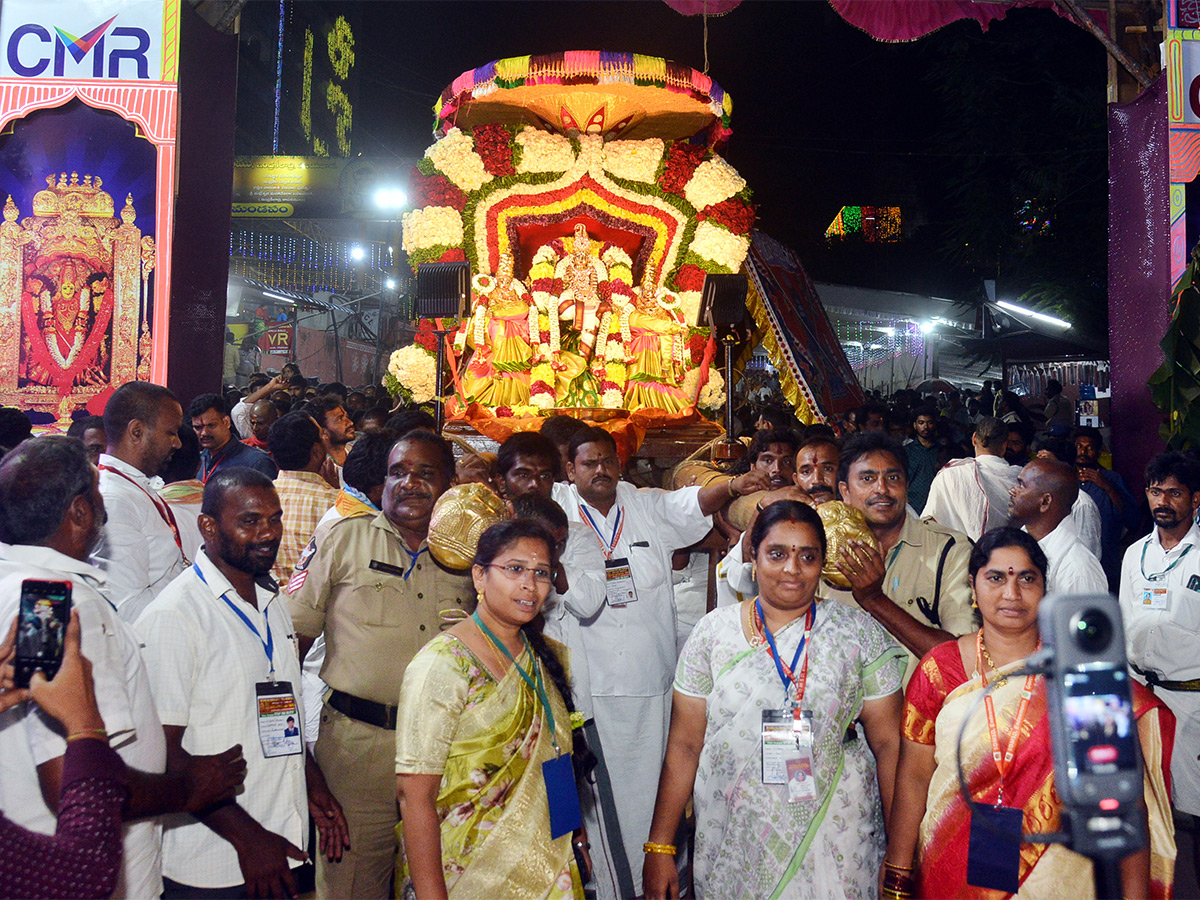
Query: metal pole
434 335 447 431
724 336 735 438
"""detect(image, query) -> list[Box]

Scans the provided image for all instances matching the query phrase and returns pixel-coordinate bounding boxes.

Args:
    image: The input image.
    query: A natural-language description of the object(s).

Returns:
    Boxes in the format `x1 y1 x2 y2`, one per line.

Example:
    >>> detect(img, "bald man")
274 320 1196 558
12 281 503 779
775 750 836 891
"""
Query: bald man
244 400 279 452
1008 458 1107 595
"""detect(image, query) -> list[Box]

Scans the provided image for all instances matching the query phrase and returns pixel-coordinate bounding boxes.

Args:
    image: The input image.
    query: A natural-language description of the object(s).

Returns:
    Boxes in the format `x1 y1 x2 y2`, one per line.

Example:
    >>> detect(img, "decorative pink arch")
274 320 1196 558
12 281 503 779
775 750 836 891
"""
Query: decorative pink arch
0 77 177 383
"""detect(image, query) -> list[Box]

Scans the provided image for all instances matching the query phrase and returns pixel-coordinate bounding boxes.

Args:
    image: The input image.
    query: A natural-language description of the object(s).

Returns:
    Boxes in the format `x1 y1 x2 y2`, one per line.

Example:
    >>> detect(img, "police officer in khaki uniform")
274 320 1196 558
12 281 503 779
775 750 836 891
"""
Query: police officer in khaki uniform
832 431 976 683
287 431 472 900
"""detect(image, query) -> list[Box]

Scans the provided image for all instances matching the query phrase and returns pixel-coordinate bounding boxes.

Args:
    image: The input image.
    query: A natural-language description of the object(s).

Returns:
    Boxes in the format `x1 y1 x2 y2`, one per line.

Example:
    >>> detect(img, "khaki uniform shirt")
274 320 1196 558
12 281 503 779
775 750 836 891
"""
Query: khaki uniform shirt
820 514 976 682
286 511 474 706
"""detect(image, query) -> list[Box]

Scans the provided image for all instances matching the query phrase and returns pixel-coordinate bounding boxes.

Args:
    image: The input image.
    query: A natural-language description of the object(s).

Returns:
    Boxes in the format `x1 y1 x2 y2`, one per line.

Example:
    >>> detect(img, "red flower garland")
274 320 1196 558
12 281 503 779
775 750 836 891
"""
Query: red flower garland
697 197 756 236
409 171 468 212
474 124 515 178
672 264 707 292
687 331 708 365
659 143 707 196
437 248 467 263
413 320 440 353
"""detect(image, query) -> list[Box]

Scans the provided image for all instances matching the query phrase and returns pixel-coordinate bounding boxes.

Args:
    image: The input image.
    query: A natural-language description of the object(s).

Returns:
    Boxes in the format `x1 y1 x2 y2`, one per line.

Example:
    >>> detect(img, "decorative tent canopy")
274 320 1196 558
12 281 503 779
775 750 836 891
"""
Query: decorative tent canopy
434 51 732 150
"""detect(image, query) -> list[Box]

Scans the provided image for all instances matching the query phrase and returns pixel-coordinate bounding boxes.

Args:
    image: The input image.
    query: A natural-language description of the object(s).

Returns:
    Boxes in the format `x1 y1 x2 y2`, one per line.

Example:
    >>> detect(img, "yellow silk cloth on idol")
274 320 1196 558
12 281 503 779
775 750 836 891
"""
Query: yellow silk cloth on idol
462 308 533 409
623 320 688 414
395 635 582 900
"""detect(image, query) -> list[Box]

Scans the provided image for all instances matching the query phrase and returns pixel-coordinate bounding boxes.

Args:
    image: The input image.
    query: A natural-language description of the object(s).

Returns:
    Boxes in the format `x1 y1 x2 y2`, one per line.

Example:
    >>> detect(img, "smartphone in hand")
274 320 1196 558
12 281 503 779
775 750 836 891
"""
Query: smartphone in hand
14 580 72 689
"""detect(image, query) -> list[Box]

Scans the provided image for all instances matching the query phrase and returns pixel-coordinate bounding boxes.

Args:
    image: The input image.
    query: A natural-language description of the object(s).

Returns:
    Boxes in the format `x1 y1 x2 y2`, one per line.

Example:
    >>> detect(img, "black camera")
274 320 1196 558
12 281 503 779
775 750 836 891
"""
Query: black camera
1038 592 1144 862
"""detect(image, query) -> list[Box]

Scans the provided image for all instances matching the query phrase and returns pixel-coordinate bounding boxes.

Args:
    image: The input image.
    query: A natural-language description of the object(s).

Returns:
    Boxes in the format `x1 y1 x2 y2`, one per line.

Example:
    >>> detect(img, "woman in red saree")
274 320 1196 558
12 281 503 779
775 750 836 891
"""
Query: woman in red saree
884 527 1174 900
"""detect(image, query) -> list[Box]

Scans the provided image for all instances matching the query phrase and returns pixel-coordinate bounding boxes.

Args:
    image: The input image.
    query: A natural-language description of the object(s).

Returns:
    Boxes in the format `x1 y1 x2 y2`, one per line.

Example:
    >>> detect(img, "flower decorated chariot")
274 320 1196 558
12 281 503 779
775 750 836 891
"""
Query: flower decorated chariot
389 51 860 462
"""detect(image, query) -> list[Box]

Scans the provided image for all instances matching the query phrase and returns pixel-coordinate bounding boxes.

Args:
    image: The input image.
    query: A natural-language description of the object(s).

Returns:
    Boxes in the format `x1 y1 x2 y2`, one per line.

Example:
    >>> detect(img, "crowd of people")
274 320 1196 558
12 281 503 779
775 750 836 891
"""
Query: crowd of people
0 370 1195 900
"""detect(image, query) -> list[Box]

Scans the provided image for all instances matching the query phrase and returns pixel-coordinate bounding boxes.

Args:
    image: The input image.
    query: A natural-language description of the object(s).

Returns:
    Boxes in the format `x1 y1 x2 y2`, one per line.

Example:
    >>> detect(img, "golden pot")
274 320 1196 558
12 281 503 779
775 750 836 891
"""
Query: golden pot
816 501 878 589
428 483 508 570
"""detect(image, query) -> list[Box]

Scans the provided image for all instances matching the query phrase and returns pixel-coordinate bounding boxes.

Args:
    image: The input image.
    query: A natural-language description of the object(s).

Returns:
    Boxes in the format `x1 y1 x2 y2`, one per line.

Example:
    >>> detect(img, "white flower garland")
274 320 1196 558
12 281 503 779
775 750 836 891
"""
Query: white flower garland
402 206 464 252
515 127 576 173
602 138 664 183
690 221 751 272
683 156 747 210
428 127 492 192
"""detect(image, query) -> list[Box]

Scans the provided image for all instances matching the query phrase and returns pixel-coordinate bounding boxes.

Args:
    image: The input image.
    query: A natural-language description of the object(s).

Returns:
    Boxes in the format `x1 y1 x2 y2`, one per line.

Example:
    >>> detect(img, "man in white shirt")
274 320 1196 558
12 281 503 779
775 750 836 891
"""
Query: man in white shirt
137 468 347 898
1119 451 1200 863
0 436 245 899
559 426 767 899
1032 435 1103 559
922 416 1020 540
98 381 187 623
1007 458 1107 595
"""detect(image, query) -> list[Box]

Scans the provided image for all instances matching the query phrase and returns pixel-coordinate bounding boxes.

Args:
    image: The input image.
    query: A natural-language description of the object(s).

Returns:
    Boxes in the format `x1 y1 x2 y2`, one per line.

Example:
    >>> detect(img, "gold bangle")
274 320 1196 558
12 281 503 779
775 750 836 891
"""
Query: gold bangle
727 478 737 498
884 861 915 872
66 728 108 743
643 842 677 856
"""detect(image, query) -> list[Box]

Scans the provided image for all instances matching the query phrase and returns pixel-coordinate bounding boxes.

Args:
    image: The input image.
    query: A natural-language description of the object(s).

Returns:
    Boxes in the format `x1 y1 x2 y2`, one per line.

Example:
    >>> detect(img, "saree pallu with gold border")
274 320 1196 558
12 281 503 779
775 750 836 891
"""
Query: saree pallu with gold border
395 634 582 900
908 646 1175 900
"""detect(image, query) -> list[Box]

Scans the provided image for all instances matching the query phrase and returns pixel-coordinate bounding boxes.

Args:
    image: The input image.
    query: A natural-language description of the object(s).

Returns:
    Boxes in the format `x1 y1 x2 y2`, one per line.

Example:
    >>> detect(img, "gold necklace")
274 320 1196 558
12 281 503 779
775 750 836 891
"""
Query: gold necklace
474 617 511 680
979 633 1008 687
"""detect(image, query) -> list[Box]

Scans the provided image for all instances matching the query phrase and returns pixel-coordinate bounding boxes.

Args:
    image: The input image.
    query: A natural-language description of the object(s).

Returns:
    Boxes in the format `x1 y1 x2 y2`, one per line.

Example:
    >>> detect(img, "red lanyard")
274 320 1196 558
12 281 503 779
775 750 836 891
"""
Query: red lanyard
200 446 232 484
578 503 624 561
977 630 1038 806
99 464 185 556
753 601 814 706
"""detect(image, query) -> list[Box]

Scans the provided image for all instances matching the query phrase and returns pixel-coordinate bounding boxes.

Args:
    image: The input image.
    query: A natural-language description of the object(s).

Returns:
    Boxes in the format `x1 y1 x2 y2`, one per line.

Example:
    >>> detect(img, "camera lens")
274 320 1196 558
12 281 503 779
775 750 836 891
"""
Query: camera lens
1071 609 1113 655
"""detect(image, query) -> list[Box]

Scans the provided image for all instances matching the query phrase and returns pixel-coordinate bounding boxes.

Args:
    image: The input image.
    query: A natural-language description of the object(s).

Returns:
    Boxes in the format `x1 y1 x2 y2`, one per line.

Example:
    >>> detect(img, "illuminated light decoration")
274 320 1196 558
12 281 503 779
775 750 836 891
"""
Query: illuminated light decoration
300 28 313 142
326 82 352 156
228 230 390 295
824 205 903 243
326 16 355 80
836 318 925 370
273 0 284 153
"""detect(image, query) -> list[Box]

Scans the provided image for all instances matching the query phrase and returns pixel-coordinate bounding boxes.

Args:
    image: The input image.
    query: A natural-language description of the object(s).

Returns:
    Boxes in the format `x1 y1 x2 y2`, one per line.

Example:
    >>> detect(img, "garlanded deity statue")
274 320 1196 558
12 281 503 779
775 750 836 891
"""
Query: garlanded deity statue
557 223 609 360
19 257 111 391
461 251 535 409
622 268 689 413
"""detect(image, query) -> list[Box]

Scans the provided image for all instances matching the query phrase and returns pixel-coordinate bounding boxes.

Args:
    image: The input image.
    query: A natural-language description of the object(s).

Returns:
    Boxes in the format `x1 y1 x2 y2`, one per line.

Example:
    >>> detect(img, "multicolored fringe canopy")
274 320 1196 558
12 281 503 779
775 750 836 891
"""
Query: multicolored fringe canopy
434 51 732 149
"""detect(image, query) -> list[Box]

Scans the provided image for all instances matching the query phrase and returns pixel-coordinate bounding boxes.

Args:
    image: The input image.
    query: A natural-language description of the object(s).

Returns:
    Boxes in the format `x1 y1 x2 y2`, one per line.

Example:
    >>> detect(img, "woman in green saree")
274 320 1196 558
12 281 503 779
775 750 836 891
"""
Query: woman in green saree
395 519 588 900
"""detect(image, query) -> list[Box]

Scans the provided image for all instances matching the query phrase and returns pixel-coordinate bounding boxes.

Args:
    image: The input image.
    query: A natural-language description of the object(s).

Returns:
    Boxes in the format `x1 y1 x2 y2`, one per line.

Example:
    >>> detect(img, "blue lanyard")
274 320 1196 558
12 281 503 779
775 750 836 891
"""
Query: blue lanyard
400 545 427 580
755 598 814 705
579 503 623 560
1141 540 1193 582
193 562 276 679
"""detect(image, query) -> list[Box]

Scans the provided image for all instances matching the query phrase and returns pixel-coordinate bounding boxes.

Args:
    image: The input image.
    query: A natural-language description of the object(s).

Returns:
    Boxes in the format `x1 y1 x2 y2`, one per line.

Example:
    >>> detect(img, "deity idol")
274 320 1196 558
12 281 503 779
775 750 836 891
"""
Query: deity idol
557 224 610 360
623 269 689 413
461 251 534 409
19 263 112 393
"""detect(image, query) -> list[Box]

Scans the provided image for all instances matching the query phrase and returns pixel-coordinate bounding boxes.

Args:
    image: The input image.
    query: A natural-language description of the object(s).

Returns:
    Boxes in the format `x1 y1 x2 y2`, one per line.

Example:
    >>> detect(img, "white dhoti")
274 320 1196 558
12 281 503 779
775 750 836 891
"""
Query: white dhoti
584 691 673 899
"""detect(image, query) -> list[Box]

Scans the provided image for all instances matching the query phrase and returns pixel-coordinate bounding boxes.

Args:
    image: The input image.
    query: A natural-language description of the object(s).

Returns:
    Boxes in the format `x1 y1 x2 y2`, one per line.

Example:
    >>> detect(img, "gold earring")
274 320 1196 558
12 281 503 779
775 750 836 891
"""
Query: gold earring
476 591 484 605
970 593 978 609
751 564 757 581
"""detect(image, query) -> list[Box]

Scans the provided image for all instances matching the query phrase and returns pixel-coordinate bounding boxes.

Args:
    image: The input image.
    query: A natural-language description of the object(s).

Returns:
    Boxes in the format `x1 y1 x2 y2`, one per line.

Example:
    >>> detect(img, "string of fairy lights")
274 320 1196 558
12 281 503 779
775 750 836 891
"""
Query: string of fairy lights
824 206 903 243
229 229 391 295
835 317 925 369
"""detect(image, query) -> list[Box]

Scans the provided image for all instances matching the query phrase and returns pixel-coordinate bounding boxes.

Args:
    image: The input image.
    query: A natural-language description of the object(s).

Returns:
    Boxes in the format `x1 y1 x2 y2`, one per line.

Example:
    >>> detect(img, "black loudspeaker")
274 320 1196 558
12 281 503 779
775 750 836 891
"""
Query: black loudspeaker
697 273 748 331
414 262 470 319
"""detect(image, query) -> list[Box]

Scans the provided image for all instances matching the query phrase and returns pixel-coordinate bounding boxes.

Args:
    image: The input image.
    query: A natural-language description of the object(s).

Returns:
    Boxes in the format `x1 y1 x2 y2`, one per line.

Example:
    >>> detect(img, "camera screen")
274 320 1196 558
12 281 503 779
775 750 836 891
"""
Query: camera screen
17 583 70 664
1063 669 1137 776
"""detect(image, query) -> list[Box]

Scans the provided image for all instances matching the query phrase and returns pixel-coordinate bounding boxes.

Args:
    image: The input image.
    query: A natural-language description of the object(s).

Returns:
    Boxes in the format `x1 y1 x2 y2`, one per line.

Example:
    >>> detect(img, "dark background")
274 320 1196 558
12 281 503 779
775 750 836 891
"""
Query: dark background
234 0 1110 337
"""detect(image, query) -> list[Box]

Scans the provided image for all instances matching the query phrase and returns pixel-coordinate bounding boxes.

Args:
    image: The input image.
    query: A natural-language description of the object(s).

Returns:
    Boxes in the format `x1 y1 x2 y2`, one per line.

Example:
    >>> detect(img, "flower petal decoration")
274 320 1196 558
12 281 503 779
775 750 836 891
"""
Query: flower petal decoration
683 156 747 211
402 206 464 252
428 128 493 192
689 220 751 272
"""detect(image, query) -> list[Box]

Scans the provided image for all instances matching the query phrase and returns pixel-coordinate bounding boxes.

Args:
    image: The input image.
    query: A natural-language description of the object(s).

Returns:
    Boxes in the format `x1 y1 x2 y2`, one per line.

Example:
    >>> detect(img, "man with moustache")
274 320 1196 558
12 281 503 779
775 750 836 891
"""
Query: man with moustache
137 468 345 899
99 381 189 623
287 431 473 900
560 426 769 899
1119 451 1200 859
905 405 940 513
191 393 277 482
0 437 247 900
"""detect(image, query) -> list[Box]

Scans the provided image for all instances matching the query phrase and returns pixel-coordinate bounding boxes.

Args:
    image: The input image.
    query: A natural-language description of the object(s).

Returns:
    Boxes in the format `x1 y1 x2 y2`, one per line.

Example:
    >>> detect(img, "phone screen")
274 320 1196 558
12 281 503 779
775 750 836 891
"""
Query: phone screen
14 580 72 688
1062 668 1138 777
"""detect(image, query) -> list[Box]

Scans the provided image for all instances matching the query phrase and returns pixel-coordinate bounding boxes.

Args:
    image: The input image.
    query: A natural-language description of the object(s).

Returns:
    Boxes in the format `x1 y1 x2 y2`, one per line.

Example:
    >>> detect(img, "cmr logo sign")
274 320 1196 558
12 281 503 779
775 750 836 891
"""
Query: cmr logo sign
0 1 166 82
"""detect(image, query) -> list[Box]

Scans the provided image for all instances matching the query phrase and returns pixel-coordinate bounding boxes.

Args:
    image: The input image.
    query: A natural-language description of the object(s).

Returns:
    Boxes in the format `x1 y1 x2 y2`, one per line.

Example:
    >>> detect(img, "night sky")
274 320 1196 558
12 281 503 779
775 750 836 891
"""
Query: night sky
238 0 1109 326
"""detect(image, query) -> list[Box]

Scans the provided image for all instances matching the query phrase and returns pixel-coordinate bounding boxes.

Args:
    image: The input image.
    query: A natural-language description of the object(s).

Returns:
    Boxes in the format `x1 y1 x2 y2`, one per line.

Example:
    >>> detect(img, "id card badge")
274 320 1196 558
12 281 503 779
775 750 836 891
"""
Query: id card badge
256 681 303 758
604 557 637 607
761 709 795 785
966 802 1022 894
785 756 818 802
542 753 583 838
1141 583 1169 610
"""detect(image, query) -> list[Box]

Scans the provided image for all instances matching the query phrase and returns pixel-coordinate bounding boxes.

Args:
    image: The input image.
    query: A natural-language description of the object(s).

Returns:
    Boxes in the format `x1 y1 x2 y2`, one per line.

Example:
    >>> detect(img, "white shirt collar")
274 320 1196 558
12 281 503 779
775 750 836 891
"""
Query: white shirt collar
1152 522 1200 555
1035 516 1080 555
0 543 107 584
98 452 153 486
193 548 279 612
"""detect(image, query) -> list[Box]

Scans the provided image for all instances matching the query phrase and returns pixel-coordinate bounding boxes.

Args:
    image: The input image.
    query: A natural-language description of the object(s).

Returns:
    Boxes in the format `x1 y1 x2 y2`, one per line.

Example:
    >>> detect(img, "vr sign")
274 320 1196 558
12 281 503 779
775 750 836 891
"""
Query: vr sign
0 1 166 82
